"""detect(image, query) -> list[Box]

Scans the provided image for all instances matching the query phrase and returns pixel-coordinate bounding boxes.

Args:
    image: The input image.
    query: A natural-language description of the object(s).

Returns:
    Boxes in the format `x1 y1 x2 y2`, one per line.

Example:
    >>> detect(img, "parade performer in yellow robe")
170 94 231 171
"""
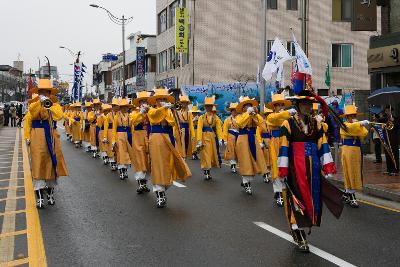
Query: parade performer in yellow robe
278 90 341 253
112 98 134 180
105 98 120 171
25 79 68 208
266 94 295 206
190 105 201 160
256 107 273 183
223 103 239 173
177 95 196 159
235 97 267 195
98 104 112 165
340 105 369 208
70 102 83 148
147 89 192 207
90 98 102 157
130 91 152 194
63 104 72 141
196 96 223 180
82 101 93 152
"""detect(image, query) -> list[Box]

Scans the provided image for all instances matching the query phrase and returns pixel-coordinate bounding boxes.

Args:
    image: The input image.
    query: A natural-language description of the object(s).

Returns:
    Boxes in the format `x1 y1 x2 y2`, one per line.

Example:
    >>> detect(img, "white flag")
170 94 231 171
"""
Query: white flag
292 32 312 75
262 37 292 81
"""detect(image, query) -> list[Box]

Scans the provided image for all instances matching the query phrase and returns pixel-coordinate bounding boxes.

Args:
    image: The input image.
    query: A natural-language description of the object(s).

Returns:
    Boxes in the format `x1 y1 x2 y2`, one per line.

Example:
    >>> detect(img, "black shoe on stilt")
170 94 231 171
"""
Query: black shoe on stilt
242 182 252 195
204 170 212 180
46 187 55 205
292 230 310 253
231 164 237 173
156 191 167 208
35 189 45 209
262 173 271 183
119 169 125 180
274 192 284 207
349 193 359 208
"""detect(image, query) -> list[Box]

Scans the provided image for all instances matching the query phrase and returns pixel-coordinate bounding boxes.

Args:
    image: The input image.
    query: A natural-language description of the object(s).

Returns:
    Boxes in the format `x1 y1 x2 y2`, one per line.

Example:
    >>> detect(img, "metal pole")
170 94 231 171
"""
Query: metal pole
259 0 266 112
192 0 196 86
301 0 307 55
122 15 126 97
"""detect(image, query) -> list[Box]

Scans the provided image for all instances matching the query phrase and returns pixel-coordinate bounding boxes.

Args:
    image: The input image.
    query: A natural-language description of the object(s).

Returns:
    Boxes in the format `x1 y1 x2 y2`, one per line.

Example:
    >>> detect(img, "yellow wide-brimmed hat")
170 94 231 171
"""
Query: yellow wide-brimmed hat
102 104 112 111
179 95 191 103
132 91 151 107
261 105 273 114
111 98 120 106
72 102 82 108
341 105 363 117
190 106 201 113
227 102 238 111
266 94 292 109
92 98 101 106
204 95 217 106
212 106 219 113
118 98 133 108
85 102 93 108
236 96 258 113
148 88 174 106
32 79 59 95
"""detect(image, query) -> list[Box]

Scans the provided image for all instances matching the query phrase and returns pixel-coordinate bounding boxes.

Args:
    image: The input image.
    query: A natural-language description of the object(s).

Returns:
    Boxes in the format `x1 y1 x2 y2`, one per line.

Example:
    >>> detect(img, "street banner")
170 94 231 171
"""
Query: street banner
73 63 81 101
136 47 146 88
371 124 397 168
262 37 291 81
292 32 312 75
176 7 188 54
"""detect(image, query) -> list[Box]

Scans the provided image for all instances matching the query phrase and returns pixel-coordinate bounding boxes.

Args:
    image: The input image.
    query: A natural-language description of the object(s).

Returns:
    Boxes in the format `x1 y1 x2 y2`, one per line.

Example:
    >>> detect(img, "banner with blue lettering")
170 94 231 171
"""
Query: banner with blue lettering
136 47 146 88
371 124 397 168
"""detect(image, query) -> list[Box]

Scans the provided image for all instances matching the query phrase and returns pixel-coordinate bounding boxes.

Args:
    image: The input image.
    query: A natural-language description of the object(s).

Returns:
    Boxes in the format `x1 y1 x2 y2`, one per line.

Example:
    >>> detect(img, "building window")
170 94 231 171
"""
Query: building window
318 89 329 96
169 46 176 70
158 50 167 73
287 41 296 56
169 1 179 28
267 40 274 54
332 0 352 22
267 0 277 9
158 9 167 34
287 0 298 10
332 44 352 68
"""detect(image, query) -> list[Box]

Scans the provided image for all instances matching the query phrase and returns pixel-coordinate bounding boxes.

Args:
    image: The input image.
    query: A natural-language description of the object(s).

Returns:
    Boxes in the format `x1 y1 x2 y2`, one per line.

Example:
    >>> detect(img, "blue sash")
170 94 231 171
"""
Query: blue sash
180 122 190 154
228 129 238 140
150 125 175 146
117 126 132 146
32 119 58 177
95 126 100 147
74 117 80 122
271 129 281 138
343 138 361 147
261 132 271 139
100 123 113 130
239 127 257 160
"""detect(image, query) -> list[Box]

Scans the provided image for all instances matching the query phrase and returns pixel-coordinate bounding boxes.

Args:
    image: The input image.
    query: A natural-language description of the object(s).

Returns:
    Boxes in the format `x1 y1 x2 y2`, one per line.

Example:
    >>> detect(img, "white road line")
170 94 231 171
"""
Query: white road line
253 222 356 267
173 181 186 188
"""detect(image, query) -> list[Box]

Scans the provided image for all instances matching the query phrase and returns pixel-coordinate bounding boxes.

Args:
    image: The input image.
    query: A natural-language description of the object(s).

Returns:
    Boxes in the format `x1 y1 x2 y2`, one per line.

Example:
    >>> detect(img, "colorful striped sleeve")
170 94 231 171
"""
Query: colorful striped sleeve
278 120 291 177
317 123 336 175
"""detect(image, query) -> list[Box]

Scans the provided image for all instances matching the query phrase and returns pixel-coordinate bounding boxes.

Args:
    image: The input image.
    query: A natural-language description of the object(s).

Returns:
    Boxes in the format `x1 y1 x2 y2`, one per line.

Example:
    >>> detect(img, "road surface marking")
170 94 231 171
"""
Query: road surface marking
0 178 24 182
253 222 356 267
0 186 24 190
0 130 20 263
1 257 30 266
173 181 187 188
0 196 25 202
22 129 47 267
0 172 23 175
0 229 27 238
359 199 400 213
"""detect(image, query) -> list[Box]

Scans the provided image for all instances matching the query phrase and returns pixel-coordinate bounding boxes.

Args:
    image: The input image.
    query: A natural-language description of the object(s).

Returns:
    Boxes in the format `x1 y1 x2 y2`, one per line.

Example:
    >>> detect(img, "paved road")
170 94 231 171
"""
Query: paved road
38 130 400 267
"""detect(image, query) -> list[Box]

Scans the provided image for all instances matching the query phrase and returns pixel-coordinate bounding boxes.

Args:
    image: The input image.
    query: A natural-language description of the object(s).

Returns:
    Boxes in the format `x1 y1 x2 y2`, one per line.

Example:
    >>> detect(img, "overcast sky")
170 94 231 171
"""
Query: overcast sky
0 0 155 90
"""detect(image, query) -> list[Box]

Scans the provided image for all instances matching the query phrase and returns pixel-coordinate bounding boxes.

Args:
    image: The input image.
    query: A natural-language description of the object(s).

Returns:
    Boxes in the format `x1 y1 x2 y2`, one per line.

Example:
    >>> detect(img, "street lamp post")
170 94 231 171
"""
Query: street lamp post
90 4 133 98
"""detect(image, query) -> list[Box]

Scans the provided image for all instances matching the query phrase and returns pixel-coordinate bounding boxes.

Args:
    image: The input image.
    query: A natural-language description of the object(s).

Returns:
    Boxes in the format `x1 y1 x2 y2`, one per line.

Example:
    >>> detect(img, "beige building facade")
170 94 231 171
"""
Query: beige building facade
156 0 380 94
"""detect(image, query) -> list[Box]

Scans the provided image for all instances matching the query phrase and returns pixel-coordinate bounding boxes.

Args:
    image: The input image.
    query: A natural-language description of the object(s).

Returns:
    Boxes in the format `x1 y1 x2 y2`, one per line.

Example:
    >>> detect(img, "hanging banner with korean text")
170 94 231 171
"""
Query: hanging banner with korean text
136 46 146 88
176 7 188 54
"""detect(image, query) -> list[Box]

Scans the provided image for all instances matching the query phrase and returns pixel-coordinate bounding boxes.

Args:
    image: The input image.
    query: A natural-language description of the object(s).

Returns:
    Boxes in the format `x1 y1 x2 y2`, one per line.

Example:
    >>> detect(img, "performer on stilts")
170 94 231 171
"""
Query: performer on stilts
223 102 239 173
278 90 342 252
235 97 267 195
130 91 152 194
266 94 296 207
340 105 369 208
177 95 196 159
196 96 223 180
257 106 273 183
147 89 192 207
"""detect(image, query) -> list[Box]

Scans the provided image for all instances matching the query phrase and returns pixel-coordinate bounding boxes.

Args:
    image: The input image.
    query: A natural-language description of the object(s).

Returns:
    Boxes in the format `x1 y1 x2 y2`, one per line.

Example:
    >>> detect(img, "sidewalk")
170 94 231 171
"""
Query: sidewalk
332 153 400 202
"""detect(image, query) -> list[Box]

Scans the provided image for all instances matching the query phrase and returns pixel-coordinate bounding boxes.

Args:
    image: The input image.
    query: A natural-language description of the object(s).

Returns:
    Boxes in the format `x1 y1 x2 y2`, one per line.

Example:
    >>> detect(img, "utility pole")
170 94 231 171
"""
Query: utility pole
300 0 308 55
122 15 126 97
259 0 267 112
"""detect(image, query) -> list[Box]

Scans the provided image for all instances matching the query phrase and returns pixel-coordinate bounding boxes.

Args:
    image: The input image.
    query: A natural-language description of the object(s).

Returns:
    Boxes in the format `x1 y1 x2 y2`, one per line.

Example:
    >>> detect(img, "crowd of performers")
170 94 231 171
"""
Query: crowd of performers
24 77 378 253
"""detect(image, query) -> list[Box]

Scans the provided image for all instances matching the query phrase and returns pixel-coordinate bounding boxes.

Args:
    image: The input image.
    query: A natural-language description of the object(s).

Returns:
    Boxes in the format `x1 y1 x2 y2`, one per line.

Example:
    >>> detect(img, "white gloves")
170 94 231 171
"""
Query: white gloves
103 138 108 144
39 95 48 102
26 139 31 145
247 106 255 114
287 108 297 116
316 115 323 123
162 102 173 109
196 141 203 148
259 142 265 149
219 140 224 146
360 120 370 126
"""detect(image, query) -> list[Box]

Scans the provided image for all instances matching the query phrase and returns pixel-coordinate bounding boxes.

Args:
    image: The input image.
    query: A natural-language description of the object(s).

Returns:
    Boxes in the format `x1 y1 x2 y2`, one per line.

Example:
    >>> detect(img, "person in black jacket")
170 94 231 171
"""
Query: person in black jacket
3 104 10 126
379 106 400 175
17 104 23 127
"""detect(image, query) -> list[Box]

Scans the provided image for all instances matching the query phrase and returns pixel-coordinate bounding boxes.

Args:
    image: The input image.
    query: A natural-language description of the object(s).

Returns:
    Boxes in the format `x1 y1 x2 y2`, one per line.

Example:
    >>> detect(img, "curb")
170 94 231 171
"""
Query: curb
327 177 400 203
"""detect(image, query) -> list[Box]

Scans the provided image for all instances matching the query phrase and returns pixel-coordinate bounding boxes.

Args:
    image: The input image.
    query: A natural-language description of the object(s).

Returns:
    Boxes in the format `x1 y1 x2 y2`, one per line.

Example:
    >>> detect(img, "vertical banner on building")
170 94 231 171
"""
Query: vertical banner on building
176 7 188 54
136 47 146 88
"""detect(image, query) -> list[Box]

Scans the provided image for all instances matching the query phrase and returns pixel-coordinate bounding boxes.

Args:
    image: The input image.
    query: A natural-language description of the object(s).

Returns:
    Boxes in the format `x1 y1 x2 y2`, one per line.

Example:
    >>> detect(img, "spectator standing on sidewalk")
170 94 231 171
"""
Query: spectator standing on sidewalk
379 106 400 175
17 103 23 127
327 100 343 164
3 104 10 126
372 113 382 163
9 103 17 127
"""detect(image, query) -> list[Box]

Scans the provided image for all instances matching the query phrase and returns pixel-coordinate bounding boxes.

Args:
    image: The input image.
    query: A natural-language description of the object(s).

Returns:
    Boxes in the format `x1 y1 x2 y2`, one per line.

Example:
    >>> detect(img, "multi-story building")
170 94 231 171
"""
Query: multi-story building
93 54 114 100
156 0 379 96
368 0 400 93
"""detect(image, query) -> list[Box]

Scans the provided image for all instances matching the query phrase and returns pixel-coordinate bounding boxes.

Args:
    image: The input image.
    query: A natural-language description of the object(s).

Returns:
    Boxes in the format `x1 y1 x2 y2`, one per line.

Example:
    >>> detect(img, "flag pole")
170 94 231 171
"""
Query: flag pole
259 0 267 113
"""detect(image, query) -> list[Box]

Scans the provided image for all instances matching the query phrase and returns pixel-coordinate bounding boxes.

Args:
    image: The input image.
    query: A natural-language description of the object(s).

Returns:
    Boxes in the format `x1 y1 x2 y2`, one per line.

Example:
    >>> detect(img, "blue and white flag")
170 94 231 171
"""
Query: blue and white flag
276 64 284 88
292 32 312 75
262 37 292 81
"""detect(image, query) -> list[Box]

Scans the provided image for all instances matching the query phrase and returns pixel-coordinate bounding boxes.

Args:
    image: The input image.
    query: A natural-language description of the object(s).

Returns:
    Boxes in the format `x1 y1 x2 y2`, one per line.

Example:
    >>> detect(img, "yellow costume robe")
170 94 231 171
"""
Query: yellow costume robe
235 113 267 176
63 110 71 136
130 111 150 173
105 112 115 159
191 115 200 155
177 109 195 158
112 111 133 165
70 110 83 142
82 110 93 143
267 110 291 180
148 107 191 186
256 120 271 173
197 112 223 169
27 100 68 180
97 113 107 153
340 122 368 190
223 115 239 161
88 111 97 147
